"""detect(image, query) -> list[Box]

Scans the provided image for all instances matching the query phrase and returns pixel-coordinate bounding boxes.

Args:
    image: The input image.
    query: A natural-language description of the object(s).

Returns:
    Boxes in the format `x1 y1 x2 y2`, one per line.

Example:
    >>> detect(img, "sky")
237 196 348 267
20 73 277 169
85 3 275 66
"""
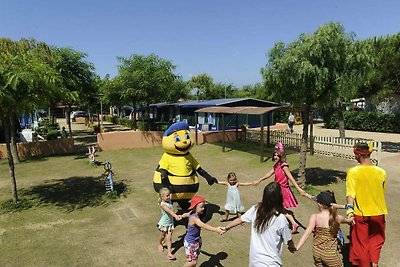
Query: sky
1 0 400 87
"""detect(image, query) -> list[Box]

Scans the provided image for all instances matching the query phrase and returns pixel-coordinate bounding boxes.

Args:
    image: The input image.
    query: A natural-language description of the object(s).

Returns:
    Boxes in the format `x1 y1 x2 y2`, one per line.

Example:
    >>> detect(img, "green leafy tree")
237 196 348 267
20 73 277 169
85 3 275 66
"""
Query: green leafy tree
188 73 214 100
0 38 59 202
357 34 400 104
234 83 267 99
52 47 98 137
99 75 125 116
213 82 236 99
262 22 358 186
116 54 178 121
166 78 190 102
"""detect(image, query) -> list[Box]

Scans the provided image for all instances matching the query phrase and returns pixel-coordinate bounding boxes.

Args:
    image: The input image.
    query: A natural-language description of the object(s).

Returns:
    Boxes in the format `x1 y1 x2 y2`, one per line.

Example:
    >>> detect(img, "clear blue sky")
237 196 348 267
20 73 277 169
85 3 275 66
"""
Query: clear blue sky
1 0 399 87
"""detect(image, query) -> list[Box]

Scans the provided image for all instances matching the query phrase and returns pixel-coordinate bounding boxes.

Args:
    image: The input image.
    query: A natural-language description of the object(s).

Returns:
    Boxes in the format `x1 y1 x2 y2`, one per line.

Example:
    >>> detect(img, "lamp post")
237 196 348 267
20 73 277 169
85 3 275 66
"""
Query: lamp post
98 93 104 132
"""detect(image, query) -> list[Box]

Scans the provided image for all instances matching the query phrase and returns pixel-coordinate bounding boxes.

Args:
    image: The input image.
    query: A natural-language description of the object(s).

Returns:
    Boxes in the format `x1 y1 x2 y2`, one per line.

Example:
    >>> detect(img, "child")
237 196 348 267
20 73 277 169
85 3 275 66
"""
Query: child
296 191 352 267
253 147 306 233
217 172 253 222
157 187 182 260
223 182 296 266
183 195 224 267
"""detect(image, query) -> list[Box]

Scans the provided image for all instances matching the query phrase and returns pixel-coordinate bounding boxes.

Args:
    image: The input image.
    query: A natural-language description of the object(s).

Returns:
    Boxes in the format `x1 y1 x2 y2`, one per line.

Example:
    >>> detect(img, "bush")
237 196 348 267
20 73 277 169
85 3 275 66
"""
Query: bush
136 121 149 131
39 120 59 130
46 130 59 140
324 111 400 133
92 125 100 133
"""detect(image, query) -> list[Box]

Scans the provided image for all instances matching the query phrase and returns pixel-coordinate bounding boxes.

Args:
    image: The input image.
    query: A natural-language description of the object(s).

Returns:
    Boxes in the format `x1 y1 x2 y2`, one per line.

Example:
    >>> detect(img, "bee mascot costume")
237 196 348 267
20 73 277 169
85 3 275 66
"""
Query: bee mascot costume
153 122 218 210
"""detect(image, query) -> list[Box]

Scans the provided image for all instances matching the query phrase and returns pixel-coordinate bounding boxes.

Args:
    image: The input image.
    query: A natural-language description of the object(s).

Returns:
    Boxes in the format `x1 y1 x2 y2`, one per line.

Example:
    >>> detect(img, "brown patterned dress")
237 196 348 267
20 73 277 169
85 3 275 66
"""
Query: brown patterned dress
312 227 342 267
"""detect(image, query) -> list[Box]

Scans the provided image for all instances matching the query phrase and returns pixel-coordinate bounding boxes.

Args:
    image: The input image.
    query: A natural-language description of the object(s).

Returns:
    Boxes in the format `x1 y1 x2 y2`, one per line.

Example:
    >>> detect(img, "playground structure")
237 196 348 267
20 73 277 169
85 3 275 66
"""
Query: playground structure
87 146 97 164
103 160 114 192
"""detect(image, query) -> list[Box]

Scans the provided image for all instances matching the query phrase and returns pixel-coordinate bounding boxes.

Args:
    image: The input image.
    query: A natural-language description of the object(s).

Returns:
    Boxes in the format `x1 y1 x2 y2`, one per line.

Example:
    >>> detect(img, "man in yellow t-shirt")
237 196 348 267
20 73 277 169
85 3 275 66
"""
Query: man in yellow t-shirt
346 142 387 267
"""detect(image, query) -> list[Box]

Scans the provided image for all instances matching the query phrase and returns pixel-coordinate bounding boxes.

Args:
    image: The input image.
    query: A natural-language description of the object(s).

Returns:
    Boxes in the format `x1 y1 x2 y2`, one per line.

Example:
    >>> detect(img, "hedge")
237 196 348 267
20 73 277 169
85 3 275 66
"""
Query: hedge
324 111 400 133
103 116 169 131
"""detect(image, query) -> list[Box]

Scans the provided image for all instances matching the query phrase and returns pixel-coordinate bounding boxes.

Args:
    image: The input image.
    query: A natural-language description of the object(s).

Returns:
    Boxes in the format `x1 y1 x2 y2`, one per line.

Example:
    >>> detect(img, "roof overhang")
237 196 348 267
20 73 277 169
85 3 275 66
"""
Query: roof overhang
195 106 283 115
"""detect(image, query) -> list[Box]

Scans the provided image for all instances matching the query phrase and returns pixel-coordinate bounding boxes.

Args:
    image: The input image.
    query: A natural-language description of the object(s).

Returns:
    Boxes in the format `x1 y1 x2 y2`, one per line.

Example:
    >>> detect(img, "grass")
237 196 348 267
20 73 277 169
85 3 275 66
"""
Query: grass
0 141 356 266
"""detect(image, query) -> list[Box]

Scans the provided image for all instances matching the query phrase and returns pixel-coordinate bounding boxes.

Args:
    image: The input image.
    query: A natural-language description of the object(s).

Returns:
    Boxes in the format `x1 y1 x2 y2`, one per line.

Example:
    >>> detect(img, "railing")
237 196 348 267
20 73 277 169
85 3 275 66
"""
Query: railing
246 129 381 165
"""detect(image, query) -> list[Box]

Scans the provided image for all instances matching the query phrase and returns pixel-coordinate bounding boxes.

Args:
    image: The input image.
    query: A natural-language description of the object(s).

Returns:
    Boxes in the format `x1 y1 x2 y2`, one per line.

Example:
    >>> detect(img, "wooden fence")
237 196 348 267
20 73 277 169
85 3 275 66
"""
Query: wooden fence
246 129 381 165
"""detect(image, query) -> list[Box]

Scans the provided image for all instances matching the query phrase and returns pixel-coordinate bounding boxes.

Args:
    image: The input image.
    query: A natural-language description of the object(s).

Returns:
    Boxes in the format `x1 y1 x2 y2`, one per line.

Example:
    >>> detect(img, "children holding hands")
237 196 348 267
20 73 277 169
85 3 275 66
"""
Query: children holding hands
157 187 183 260
222 182 296 266
296 191 352 267
217 172 253 222
183 195 225 267
253 146 306 233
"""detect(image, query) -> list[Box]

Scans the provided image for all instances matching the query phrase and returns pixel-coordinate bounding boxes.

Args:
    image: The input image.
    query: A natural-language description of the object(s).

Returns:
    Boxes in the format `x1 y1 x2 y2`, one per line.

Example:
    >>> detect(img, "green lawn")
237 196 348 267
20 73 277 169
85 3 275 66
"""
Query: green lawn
0 142 356 266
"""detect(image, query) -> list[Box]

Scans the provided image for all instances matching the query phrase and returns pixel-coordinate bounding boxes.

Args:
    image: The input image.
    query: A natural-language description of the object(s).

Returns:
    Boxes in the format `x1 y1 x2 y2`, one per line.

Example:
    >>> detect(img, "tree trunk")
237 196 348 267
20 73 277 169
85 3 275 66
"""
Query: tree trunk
132 104 137 131
3 113 19 203
9 113 20 163
337 102 345 138
66 105 72 137
309 110 314 155
297 105 311 188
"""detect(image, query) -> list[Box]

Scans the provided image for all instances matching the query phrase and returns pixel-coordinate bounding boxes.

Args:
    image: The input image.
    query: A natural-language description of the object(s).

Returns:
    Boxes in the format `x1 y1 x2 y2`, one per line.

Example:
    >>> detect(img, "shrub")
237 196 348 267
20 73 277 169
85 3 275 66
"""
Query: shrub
136 121 149 131
46 130 59 140
324 111 400 133
92 125 100 133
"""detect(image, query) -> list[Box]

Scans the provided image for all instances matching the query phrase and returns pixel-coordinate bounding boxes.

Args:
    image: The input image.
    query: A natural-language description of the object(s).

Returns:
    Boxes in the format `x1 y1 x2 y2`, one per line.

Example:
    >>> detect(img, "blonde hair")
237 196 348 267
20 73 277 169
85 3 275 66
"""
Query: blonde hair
158 187 170 205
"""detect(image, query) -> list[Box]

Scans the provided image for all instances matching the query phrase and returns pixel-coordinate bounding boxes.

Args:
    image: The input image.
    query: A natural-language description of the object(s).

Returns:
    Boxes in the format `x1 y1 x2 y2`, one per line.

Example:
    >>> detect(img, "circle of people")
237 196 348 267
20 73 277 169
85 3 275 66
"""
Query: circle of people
156 142 387 267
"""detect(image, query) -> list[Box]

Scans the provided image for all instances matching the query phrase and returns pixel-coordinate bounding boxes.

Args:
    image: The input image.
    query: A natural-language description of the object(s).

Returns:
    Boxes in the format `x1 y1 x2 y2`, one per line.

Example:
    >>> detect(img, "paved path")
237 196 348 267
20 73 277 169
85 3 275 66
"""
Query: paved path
292 122 400 160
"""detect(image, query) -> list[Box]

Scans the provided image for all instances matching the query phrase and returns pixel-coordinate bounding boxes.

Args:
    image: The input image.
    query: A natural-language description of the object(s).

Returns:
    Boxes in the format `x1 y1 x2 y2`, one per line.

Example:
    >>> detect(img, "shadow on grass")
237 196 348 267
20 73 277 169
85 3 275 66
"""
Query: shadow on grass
211 141 298 160
172 233 185 255
291 167 347 186
199 251 228 267
21 176 127 212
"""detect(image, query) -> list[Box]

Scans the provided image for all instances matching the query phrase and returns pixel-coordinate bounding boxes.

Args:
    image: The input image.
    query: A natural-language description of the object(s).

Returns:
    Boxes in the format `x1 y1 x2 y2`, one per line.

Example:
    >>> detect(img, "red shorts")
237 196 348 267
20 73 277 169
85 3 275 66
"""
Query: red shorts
350 215 386 267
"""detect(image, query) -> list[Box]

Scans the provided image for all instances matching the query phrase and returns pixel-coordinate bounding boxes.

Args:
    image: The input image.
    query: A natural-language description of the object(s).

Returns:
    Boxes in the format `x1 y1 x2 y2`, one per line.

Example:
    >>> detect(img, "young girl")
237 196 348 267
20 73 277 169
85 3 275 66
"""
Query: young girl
253 148 306 233
296 191 352 267
184 195 224 267
217 172 253 222
223 182 296 266
157 187 182 260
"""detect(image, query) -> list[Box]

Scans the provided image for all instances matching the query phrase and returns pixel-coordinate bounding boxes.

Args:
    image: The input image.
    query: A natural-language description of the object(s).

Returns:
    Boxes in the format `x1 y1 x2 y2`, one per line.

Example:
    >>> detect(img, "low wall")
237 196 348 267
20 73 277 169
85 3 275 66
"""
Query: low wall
0 138 75 160
201 131 239 143
97 131 164 151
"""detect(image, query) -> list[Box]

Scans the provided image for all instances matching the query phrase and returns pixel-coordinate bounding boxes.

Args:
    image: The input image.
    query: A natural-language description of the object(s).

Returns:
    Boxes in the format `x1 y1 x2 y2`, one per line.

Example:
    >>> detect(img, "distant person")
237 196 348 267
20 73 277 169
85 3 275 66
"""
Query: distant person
288 113 295 133
216 172 254 222
223 182 296 266
60 126 68 138
296 191 352 267
346 142 387 267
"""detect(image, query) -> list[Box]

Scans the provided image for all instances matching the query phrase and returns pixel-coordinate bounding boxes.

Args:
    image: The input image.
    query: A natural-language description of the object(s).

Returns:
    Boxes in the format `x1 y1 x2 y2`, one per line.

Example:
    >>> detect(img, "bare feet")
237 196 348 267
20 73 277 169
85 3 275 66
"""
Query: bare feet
157 244 164 253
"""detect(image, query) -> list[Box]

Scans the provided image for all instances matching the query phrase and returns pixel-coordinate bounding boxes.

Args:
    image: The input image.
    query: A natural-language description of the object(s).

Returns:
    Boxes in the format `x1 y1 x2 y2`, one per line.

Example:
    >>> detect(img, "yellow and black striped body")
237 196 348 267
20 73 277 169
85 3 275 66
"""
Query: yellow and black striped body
153 152 200 201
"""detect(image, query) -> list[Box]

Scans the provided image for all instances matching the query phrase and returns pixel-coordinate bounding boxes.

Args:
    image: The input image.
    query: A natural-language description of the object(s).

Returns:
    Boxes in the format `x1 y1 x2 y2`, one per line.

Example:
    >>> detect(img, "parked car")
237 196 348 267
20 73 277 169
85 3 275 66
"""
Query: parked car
70 111 88 121
120 106 134 117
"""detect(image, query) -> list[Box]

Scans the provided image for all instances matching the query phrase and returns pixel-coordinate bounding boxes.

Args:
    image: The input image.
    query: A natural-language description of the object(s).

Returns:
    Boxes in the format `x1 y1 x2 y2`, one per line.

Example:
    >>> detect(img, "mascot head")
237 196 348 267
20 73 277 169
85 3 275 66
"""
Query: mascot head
162 122 194 155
